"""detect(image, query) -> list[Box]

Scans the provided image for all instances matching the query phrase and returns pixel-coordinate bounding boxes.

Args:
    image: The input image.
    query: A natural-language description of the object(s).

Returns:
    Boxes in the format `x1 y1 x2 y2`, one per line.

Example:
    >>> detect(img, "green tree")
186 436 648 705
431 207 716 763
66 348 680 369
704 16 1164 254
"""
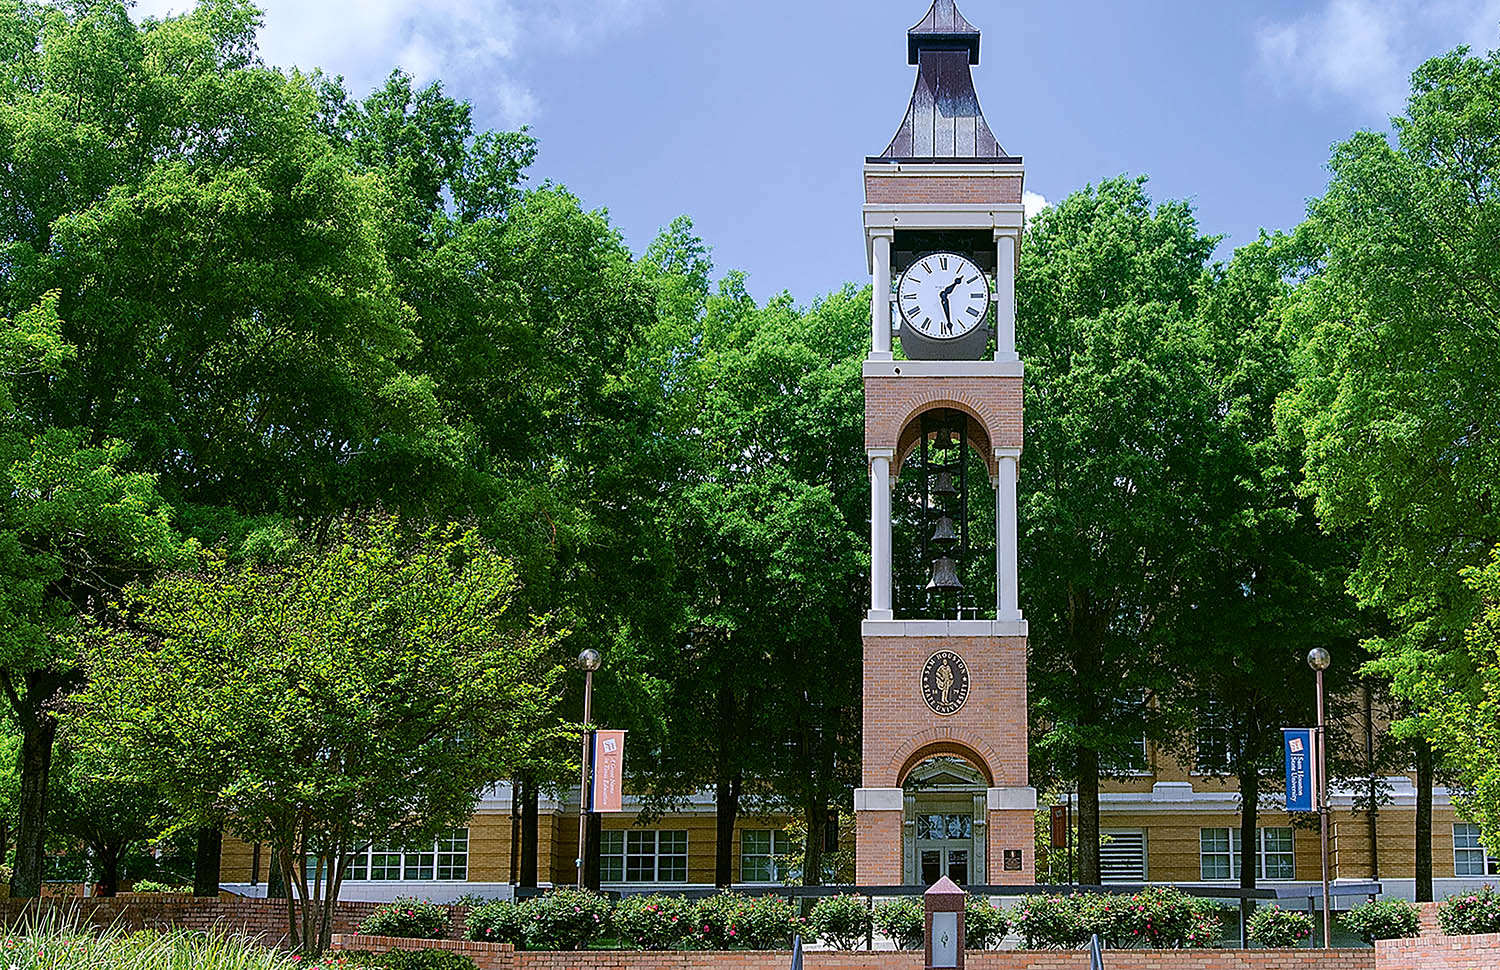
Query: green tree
1276 43 1500 896
46 737 168 897
70 517 565 952
1016 176 1220 884
1443 549 1500 844
1172 235 1360 925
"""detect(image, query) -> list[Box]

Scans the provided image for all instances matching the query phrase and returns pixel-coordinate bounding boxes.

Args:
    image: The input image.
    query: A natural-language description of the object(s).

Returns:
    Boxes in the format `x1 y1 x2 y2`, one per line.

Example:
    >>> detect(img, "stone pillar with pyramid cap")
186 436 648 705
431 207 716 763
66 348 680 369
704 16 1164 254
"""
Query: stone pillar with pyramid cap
855 0 1034 888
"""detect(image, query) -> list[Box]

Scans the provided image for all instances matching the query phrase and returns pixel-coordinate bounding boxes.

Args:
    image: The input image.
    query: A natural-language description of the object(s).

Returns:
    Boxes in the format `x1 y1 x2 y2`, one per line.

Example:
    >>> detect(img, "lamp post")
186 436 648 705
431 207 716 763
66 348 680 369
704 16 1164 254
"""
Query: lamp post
1308 647 1332 947
576 647 601 889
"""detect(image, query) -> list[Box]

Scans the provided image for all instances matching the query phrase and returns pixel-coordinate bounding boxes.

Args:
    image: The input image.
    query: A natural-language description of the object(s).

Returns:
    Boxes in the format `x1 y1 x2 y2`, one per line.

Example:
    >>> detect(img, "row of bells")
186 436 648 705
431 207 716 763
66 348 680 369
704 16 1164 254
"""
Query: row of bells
927 435 962 591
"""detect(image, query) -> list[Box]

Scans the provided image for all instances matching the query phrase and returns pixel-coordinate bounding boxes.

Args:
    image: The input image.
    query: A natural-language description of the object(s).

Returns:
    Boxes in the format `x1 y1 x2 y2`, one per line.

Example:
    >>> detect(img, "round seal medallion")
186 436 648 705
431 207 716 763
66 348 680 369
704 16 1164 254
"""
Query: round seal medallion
921 650 970 716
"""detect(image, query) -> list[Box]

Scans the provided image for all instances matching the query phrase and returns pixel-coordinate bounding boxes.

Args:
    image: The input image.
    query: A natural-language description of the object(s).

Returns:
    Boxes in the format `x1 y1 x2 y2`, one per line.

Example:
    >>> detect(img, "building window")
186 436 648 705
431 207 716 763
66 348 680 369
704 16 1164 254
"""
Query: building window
601 829 688 883
1100 830 1147 883
342 830 467 882
1200 827 1294 881
1454 823 1500 876
1195 701 1232 773
916 814 973 840
741 829 790 883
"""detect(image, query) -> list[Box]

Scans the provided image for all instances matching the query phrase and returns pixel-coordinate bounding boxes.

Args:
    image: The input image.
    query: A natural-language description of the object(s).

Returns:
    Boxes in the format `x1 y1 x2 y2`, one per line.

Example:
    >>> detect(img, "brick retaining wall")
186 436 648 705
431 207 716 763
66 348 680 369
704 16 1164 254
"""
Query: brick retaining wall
1376 931 1500 969
0 895 471 946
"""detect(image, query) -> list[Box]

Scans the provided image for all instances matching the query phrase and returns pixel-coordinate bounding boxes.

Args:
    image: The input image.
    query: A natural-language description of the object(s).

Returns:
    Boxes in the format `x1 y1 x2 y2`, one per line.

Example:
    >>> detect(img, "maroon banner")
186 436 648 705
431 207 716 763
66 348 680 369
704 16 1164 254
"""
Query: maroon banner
590 730 626 813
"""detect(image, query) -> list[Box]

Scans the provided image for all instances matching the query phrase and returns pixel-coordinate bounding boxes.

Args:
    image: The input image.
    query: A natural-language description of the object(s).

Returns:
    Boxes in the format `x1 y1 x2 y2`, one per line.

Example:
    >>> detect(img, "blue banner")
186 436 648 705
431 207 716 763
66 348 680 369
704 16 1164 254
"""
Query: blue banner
1283 727 1315 812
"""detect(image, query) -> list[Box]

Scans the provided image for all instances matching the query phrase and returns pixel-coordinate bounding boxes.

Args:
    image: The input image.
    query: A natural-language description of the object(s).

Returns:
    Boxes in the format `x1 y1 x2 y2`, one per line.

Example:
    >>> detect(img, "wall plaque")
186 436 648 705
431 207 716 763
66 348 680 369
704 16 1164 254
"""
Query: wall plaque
1003 849 1023 872
921 650 970 716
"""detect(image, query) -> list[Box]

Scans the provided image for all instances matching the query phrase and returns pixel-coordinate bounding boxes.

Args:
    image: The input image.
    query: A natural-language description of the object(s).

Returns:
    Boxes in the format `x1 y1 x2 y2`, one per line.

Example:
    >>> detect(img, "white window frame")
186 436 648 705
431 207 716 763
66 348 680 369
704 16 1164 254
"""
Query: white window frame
1193 701 1232 774
740 829 790 884
1454 823 1500 876
601 829 688 884
341 829 468 882
1199 827 1294 881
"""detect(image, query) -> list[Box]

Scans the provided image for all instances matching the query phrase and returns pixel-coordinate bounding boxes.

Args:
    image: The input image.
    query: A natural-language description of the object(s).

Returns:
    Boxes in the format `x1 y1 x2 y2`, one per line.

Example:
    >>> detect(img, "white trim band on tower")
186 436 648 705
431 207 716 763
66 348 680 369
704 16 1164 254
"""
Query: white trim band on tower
854 788 906 813
987 787 1038 812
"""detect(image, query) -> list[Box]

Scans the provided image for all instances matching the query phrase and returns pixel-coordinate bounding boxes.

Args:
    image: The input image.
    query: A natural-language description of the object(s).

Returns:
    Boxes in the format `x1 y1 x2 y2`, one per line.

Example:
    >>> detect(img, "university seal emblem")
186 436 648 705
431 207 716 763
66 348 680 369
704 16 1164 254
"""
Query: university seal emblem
921 650 969 716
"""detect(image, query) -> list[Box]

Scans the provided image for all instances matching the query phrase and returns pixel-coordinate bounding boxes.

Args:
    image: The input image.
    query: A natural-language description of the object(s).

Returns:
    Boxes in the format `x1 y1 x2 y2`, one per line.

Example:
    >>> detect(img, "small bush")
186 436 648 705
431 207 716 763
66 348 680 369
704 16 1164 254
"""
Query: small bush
1013 895 1087 949
360 898 450 940
964 896 1009 950
809 894 872 949
692 892 805 949
873 897 924 950
613 894 695 950
1342 898 1421 944
522 888 612 950
1247 905 1313 948
129 879 194 894
466 899 525 945
1438 885 1500 936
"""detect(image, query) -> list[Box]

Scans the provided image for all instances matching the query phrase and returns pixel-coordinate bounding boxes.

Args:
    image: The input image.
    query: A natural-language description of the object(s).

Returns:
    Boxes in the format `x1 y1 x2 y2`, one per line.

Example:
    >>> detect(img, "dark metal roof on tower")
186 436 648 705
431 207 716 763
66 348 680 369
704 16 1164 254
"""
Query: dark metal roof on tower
873 0 1019 164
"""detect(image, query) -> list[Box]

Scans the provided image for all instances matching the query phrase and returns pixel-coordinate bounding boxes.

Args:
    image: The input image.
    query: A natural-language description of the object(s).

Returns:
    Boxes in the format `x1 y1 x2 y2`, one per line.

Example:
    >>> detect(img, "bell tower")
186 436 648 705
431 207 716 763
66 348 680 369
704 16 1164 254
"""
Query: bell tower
854 0 1033 886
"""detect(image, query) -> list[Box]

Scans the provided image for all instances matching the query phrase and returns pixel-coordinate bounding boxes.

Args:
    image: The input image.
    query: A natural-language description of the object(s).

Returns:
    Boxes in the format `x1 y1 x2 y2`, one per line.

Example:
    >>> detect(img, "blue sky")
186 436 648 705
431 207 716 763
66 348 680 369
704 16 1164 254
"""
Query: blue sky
134 0 1500 304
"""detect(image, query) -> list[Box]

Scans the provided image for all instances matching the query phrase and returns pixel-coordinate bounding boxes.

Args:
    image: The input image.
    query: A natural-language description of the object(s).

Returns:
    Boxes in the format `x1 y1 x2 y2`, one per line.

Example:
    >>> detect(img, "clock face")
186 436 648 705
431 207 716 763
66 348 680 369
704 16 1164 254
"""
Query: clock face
897 253 990 340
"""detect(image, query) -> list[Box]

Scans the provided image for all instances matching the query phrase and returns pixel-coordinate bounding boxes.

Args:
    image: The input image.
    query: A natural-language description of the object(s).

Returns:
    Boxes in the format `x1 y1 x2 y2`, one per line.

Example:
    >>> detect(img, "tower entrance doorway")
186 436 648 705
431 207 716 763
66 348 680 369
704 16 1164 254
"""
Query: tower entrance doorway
903 756 987 885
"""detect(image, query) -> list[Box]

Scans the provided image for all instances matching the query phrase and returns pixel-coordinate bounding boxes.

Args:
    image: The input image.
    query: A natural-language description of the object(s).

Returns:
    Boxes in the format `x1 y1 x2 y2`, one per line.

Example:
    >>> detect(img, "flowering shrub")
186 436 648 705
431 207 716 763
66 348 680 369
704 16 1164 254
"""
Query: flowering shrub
465 899 525 946
808 894 872 949
128 880 194 894
873 897 924 950
1247 905 1313 948
1438 885 1500 936
1341 898 1421 943
1083 887 1220 949
964 896 1009 950
359 898 449 940
1012 895 1087 949
692 892 804 949
522 889 613 950
612 894 695 950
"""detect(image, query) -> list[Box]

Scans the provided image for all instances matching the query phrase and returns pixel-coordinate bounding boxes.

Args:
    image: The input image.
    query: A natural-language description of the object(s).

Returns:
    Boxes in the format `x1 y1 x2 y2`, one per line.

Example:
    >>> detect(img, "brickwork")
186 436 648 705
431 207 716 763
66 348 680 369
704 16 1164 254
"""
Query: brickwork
864 377 1023 459
333 934 513 970
854 809 905 885
862 635 1028 788
1376 931 1500 969
986 808 1035 885
864 174 1023 206
0 895 470 947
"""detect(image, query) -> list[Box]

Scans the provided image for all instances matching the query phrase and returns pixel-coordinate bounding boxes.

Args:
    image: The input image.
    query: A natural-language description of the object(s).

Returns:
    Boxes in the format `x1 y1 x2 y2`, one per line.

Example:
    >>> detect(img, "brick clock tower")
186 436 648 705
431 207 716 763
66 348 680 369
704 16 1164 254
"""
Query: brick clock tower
854 0 1034 887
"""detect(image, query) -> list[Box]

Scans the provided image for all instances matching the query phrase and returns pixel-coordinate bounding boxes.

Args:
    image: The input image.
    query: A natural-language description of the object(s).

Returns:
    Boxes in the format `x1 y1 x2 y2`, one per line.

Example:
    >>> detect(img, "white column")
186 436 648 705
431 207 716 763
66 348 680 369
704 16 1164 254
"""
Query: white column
869 449 894 619
995 232 1018 362
871 232 893 359
995 449 1021 620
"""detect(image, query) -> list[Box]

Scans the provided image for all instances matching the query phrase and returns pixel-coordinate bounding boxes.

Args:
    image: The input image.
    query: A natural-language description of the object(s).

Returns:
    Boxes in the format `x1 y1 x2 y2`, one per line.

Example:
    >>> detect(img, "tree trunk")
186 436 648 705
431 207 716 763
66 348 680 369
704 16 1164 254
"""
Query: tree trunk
1415 738 1433 902
194 825 223 897
1076 747 1101 885
11 713 56 898
96 843 122 897
519 773 538 888
267 848 287 898
803 800 828 887
1238 765 1260 945
509 780 520 885
714 771 743 887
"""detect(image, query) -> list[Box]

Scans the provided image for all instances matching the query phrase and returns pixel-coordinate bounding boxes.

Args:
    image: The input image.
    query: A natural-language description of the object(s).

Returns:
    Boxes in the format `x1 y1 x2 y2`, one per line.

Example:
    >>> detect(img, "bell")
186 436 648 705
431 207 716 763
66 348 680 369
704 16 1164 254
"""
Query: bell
931 516 959 545
932 471 958 496
925 557 964 592
937 428 955 449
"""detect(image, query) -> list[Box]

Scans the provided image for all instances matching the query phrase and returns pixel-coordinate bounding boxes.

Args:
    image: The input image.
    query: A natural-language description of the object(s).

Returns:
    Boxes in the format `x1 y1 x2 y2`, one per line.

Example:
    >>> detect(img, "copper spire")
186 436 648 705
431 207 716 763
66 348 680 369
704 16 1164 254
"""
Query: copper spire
876 0 1014 161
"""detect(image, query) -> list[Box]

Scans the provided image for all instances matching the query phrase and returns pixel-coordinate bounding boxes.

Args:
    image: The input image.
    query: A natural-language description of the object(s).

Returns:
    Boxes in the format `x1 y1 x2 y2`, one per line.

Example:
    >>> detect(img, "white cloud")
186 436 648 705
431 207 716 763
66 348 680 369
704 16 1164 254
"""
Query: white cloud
1023 190 1048 223
1255 0 1500 115
130 0 653 126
